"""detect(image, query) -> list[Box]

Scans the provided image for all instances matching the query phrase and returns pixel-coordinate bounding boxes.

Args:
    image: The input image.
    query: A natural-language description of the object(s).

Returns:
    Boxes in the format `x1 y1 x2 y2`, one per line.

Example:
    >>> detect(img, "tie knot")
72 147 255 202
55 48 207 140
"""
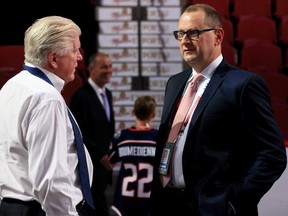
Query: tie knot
190 73 203 92
101 91 106 96
191 73 203 85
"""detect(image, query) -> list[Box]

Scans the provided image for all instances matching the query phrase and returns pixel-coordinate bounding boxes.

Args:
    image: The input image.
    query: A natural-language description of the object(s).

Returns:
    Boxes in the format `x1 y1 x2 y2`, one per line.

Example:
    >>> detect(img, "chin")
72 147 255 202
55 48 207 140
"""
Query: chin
66 74 75 84
184 55 195 63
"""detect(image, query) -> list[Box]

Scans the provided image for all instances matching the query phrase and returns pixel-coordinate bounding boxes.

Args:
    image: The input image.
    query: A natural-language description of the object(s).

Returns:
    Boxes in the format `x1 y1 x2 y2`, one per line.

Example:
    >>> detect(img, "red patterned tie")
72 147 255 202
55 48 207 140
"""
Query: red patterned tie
160 73 203 187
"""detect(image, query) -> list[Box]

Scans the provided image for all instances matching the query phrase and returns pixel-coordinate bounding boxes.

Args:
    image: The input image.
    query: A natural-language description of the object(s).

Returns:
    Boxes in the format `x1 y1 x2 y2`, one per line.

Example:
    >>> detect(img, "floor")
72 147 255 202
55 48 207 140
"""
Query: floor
258 148 288 216
106 149 288 216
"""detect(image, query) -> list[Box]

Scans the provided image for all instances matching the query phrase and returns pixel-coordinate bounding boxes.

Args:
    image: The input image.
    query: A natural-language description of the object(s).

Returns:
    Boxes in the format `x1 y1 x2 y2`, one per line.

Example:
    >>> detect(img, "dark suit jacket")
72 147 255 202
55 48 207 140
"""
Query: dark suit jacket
69 82 115 191
150 60 287 216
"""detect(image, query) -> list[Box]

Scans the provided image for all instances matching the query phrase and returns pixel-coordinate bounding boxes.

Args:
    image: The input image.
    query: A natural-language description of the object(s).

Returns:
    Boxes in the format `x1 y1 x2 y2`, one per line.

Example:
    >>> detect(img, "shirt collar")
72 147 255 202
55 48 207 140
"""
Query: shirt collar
191 54 223 79
24 63 65 93
88 77 106 95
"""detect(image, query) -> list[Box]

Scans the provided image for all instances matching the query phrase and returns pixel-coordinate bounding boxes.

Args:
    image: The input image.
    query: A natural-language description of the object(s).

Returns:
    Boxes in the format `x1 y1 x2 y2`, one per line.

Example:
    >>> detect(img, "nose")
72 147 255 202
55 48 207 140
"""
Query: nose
181 33 191 42
77 52 83 61
108 66 113 73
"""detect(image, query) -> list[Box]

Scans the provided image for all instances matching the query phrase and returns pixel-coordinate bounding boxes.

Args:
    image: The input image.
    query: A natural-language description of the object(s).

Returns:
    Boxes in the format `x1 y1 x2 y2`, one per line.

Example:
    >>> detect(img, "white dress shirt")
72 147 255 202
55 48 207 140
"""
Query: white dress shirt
0 64 93 216
170 55 223 188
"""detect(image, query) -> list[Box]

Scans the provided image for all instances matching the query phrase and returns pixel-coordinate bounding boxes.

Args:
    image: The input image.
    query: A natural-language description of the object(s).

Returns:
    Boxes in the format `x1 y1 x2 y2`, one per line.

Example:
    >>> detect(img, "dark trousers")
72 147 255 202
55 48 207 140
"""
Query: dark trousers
150 187 193 216
0 198 90 216
0 198 45 216
86 190 110 216
76 200 94 216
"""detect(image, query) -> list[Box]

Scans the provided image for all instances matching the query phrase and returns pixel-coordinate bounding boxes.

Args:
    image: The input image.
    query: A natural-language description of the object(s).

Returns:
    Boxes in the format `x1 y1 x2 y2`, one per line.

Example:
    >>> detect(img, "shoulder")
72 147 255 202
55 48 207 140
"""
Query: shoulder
151 128 159 137
214 67 270 99
113 128 130 139
168 68 191 82
215 62 264 85
225 68 266 87
71 82 94 99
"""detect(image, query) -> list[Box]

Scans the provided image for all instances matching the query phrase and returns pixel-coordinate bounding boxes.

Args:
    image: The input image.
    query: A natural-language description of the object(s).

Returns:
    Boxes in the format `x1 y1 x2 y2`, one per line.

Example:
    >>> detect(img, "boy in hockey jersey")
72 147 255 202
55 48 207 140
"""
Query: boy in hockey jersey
108 96 158 216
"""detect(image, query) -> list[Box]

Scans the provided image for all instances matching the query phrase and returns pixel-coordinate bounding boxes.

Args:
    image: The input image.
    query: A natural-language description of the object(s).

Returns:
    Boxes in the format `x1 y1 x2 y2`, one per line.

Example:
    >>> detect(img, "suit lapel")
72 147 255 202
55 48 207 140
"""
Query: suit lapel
105 89 114 121
161 69 192 126
85 82 109 119
188 61 228 133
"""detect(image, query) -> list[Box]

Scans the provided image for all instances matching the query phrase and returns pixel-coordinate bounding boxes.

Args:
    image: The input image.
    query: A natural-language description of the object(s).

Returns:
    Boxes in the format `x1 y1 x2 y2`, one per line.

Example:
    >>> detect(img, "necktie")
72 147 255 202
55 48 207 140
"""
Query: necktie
159 73 203 187
67 110 95 209
101 91 111 121
23 65 95 208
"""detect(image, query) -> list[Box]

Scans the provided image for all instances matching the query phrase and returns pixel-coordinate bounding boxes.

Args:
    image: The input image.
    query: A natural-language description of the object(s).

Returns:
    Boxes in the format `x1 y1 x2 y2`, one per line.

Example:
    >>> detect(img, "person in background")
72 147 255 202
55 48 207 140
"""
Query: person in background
70 52 115 216
108 95 158 216
150 4 287 216
0 16 94 216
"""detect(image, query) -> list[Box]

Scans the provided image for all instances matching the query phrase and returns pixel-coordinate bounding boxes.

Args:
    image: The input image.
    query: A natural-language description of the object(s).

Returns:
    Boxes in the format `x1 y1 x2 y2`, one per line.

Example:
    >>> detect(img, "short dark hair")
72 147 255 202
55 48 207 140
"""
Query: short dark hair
133 96 156 121
183 3 223 28
88 52 109 68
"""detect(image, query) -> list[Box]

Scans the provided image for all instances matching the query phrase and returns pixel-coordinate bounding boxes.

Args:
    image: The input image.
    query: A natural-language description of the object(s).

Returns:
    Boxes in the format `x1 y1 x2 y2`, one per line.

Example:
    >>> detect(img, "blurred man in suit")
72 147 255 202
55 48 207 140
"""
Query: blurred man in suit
70 52 115 216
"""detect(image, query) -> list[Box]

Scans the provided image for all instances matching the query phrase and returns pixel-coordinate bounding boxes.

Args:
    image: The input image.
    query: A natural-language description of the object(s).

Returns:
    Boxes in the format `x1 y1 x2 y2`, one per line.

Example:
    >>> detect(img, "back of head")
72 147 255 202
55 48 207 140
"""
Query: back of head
133 96 156 121
24 16 81 68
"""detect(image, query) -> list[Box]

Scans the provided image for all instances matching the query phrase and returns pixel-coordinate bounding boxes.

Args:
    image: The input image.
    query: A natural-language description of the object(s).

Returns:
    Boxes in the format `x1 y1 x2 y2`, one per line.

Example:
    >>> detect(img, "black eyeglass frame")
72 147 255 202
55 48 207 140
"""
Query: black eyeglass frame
173 28 215 40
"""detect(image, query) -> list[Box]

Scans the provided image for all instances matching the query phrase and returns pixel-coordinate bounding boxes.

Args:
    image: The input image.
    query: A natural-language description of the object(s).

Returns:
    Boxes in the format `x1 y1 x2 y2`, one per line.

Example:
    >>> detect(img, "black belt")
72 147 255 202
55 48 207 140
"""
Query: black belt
76 200 91 216
2 198 89 214
1 198 45 216
2 198 41 207
2 198 88 215
165 187 187 199
76 200 86 209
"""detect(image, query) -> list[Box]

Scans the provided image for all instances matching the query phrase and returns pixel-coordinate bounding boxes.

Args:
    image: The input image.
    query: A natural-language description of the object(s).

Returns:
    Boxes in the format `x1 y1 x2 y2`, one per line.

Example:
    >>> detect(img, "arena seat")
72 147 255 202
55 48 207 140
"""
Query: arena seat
260 73 288 106
192 0 231 19
240 39 282 73
232 0 272 19
273 0 288 21
0 45 24 89
222 43 238 66
272 104 288 145
222 18 234 45
236 15 277 45
279 15 288 46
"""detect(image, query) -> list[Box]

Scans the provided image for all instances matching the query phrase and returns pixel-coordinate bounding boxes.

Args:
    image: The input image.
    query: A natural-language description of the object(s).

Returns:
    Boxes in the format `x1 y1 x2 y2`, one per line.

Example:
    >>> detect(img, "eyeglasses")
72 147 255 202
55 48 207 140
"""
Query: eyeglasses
173 28 215 40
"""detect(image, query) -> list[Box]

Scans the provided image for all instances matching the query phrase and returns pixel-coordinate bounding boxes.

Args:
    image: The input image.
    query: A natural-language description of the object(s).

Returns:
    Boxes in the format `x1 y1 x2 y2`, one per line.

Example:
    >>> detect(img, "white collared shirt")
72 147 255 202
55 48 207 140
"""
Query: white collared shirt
0 64 93 216
170 55 223 188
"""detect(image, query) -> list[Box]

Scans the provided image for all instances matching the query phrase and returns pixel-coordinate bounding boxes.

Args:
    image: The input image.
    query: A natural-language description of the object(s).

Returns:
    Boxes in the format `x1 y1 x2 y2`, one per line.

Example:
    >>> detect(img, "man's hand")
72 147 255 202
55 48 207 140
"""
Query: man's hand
100 154 113 171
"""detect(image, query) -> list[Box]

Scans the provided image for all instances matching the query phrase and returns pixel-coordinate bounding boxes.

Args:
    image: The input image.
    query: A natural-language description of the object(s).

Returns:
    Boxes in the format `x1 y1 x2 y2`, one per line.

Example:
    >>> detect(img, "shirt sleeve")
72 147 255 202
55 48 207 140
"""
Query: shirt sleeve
26 100 79 216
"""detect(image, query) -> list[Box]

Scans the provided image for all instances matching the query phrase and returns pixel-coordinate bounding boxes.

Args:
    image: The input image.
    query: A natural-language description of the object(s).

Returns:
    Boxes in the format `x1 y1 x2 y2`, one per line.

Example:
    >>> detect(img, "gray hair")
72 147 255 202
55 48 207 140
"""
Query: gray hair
24 16 81 67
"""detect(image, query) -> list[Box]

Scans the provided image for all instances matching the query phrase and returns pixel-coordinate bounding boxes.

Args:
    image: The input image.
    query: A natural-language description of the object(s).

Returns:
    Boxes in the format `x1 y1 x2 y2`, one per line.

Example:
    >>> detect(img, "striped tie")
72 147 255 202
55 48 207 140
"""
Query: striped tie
160 73 203 187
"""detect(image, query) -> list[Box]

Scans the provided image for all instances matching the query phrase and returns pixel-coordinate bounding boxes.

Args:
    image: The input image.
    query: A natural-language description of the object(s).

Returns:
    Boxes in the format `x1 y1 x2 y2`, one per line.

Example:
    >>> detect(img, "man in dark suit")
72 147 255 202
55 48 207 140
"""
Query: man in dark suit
150 4 287 216
70 53 115 216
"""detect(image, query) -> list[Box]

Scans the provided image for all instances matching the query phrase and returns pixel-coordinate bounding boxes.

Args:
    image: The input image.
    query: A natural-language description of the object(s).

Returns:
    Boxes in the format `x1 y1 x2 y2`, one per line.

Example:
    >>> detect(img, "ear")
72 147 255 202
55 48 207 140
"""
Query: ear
150 112 156 119
214 28 224 46
48 52 58 69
